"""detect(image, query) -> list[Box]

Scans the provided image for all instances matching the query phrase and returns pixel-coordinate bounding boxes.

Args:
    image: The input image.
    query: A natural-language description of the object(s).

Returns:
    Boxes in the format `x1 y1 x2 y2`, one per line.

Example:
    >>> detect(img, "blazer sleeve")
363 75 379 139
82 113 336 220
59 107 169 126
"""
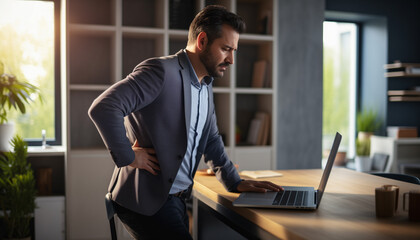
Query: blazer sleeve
88 59 165 167
203 109 242 192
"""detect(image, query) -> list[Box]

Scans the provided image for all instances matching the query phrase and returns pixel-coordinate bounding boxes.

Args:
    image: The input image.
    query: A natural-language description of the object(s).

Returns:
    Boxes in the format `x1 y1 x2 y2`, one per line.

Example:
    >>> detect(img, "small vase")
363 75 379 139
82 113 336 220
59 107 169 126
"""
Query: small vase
355 155 372 172
357 131 373 141
0 122 15 152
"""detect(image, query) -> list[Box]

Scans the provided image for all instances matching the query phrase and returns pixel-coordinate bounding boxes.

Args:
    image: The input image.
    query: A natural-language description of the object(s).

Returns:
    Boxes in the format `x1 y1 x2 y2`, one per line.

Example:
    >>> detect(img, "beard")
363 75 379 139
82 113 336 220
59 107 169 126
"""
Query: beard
199 47 229 78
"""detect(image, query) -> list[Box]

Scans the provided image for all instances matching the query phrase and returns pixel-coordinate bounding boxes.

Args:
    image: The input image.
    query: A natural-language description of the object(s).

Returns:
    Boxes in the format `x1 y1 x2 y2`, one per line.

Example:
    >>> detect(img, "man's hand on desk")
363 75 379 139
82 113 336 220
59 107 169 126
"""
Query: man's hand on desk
237 180 283 193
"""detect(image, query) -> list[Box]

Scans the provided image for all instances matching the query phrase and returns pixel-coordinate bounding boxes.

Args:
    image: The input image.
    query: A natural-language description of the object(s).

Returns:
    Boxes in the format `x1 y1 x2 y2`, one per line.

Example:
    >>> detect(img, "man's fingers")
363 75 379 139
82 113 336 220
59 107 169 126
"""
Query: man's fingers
145 148 156 154
148 159 160 170
145 164 158 175
148 155 160 165
238 180 283 192
257 181 283 191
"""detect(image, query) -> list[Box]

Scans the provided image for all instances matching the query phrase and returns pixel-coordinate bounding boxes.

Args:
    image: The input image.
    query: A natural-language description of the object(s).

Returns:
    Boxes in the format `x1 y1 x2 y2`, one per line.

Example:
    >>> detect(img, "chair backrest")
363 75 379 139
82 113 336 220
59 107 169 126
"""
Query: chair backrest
371 172 420 185
105 193 118 240
399 163 420 179
370 153 389 172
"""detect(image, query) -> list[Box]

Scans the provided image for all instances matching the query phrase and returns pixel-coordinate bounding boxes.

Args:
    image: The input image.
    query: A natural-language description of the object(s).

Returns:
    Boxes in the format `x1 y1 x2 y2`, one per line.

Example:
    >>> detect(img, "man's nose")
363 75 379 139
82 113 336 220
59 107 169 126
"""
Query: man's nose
226 51 234 65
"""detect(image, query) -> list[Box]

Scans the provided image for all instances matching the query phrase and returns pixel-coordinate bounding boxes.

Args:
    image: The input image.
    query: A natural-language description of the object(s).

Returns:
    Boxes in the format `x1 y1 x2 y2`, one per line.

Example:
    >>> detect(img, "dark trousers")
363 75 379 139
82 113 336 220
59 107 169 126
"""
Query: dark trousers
114 195 192 240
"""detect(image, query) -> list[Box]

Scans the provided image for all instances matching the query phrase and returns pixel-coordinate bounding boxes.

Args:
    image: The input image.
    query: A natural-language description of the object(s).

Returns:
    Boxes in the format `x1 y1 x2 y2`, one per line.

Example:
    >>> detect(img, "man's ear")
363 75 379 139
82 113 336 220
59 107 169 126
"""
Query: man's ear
196 32 208 51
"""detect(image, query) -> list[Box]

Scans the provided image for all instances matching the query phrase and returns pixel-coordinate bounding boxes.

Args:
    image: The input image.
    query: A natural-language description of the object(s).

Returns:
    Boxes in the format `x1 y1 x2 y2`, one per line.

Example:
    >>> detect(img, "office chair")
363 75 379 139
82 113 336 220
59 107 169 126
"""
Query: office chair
369 153 389 172
105 193 118 240
371 172 420 185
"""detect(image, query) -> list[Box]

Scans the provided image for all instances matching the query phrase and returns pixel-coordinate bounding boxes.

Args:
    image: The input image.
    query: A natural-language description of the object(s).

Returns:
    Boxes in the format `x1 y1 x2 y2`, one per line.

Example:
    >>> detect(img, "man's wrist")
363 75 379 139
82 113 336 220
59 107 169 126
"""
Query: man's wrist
231 179 244 193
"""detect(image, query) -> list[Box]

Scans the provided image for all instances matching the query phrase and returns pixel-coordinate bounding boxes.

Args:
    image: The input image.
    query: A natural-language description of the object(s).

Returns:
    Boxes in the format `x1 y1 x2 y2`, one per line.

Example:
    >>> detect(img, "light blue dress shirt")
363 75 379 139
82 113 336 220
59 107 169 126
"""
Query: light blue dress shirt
169 50 213 194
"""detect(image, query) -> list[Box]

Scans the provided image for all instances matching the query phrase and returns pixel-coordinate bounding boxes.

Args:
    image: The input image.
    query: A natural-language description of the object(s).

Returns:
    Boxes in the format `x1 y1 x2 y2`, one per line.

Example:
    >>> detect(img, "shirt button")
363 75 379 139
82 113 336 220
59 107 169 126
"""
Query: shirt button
169 178 174 183
178 154 183 160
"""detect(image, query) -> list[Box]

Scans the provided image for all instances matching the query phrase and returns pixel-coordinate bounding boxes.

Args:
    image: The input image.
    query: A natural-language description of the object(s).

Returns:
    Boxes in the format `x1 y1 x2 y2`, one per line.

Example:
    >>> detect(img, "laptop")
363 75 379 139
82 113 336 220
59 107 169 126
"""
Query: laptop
233 132 342 210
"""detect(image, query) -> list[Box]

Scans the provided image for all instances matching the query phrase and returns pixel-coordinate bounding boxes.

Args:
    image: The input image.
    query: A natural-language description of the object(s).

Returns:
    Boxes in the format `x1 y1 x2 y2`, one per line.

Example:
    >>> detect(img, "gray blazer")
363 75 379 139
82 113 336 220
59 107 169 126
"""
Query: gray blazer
89 50 241 216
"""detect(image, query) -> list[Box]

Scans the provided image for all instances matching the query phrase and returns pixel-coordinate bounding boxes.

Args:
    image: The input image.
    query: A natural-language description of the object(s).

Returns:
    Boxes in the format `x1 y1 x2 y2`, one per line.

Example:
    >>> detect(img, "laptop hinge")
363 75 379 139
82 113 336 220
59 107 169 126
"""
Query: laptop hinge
314 191 318 205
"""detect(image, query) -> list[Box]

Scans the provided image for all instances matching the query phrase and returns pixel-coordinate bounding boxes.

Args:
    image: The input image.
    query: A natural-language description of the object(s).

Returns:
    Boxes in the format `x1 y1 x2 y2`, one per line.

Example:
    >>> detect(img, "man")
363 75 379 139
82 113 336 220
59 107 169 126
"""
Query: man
89 5 282 239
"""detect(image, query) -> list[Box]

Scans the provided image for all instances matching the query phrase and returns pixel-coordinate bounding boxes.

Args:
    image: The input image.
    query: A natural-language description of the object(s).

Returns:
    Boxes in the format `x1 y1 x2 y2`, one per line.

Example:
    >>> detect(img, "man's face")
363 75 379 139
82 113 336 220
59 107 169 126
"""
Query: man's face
199 25 239 78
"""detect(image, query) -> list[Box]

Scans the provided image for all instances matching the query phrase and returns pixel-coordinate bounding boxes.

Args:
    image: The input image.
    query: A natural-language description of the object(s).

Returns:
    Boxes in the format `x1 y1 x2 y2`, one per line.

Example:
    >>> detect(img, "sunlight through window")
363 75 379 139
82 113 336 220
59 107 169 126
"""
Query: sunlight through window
323 21 358 161
0 0 55 140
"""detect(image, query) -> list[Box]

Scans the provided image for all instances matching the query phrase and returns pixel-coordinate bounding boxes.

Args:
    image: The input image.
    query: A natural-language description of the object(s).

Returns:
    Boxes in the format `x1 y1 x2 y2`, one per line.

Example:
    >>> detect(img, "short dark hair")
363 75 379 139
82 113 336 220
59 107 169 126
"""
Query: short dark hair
187 5 246 46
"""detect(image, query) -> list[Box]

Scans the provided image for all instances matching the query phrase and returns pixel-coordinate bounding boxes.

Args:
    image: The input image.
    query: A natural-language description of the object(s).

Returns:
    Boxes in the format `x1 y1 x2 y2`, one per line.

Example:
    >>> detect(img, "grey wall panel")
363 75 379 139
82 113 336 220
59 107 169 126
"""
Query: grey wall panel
276 0 324 169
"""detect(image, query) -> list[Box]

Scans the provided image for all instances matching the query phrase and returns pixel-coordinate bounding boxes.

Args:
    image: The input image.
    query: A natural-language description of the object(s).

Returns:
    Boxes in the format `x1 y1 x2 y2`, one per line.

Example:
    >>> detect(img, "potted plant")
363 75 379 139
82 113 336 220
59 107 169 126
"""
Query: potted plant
356 109 381 140
0 61 42 151
0 135 37 239
355 137 372 172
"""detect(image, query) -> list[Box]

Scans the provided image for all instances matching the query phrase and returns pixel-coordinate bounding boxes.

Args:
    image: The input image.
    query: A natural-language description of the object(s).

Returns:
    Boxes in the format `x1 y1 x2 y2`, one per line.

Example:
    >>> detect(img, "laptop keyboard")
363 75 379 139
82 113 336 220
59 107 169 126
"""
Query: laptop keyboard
272 190 308 206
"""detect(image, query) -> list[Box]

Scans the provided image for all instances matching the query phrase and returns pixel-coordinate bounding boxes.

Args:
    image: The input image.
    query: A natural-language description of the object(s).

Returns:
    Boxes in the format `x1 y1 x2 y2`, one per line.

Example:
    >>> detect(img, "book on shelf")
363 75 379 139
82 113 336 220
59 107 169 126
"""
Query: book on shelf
246 111 270 145
246 118 262 145
387 126 418 138
251 60 267 88
259 10 272 35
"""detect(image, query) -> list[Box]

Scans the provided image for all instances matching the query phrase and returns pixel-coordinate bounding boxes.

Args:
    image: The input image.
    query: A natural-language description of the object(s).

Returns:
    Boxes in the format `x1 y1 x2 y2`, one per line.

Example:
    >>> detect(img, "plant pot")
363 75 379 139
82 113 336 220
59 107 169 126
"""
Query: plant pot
357 131 373 141
0 123 15 152
355 155 372 172
334 151 347 166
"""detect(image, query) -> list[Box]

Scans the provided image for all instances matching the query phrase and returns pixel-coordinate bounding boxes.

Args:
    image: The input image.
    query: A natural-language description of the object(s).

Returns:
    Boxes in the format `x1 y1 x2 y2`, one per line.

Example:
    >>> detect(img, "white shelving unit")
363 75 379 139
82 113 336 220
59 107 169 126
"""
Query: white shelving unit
66 0 277 238
371 135 420 173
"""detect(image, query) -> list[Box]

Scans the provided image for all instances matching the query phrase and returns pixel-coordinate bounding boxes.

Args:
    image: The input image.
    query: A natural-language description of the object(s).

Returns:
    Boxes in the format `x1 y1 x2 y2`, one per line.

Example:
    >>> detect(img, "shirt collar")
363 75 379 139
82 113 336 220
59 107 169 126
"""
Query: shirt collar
182 49 214 88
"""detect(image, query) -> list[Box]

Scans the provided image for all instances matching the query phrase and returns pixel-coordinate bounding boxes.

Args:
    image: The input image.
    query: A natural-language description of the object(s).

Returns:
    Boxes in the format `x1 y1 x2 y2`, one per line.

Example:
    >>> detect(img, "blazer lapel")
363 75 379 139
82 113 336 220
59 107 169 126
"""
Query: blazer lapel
206 83 214 127
177 51 191 140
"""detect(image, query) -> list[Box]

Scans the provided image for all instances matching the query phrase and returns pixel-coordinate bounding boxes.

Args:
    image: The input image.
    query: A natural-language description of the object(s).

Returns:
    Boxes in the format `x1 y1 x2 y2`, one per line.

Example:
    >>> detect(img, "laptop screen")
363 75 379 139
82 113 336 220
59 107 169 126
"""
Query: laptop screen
317 132 342 206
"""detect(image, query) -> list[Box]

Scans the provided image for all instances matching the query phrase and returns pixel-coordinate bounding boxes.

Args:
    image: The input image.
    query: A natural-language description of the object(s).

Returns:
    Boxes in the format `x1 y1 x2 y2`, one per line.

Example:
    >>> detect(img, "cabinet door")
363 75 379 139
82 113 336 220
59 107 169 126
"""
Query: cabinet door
67 151 115 239
35 196 65 240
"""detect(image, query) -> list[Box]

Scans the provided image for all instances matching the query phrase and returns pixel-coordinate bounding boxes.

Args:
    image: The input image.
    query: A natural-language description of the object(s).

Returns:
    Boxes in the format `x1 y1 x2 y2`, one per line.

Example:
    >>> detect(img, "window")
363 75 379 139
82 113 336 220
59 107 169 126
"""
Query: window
323 21 358 158
0 0 61 145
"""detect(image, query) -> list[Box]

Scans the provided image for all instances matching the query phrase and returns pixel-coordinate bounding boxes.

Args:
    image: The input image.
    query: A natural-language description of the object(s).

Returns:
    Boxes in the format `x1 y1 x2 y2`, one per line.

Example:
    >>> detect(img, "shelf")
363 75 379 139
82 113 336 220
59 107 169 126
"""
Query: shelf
385 71 420 77
122 34 164 77
70 85 110 91
389 96 420 102
69 33 114 85
69 0 115 25
240 34 275 42
388 90 420 102
385 62 420 77
205 0 232 9
169 37 188 56
69 24 116 34
237 0 273 35
169 0 197 30
122 26 165 35
70 91 106 149
384 63 420 69
28 146 66 157
235 88 273 94
388 90 420 96
122 0 164 28
236 42 273 88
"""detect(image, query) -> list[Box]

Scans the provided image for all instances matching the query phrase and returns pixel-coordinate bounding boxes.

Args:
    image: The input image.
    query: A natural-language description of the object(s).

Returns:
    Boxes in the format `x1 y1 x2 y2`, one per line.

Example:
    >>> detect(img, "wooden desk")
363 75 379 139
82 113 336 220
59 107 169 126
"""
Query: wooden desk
192 168 420 240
